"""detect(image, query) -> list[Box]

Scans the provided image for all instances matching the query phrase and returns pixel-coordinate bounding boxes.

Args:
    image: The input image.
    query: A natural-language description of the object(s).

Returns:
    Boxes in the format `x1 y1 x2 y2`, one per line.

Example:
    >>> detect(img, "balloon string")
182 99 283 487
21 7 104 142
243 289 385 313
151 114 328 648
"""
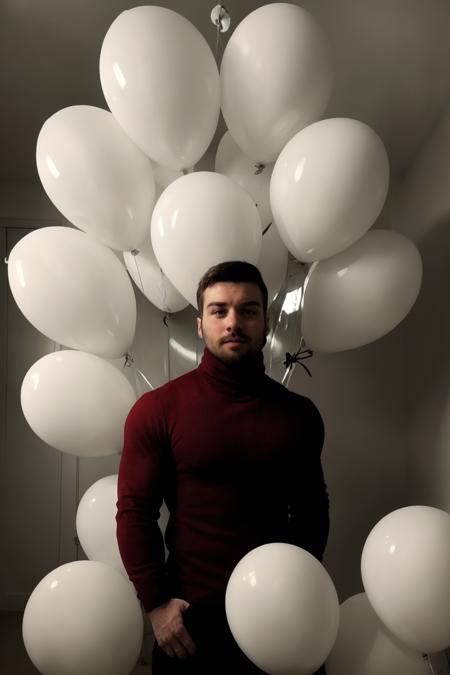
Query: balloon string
124 353 154 391
267 261 291 374
423 654 436 675
300 261 314 312
215 18 221 60
214 6 226 62
131 250 145 295
158 265 169 313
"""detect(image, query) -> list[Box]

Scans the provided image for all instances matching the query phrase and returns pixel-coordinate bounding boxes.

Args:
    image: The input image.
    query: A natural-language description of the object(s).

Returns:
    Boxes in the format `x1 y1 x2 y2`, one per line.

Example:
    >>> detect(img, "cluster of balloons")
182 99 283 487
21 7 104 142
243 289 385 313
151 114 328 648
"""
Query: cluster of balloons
327 505 450 675
224 506 450 675
10 3 422 356
8 3 433 674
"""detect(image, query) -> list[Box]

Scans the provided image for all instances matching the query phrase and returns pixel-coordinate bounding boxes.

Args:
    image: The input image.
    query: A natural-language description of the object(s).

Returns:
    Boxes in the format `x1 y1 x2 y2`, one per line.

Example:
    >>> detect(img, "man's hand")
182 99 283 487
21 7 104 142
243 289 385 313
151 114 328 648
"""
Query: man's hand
149 598 197 658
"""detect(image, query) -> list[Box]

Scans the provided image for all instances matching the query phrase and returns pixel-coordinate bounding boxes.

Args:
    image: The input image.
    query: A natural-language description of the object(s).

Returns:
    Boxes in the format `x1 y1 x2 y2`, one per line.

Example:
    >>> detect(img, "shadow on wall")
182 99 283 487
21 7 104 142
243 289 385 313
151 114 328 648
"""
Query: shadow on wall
289 309 408 604
405 215 450 510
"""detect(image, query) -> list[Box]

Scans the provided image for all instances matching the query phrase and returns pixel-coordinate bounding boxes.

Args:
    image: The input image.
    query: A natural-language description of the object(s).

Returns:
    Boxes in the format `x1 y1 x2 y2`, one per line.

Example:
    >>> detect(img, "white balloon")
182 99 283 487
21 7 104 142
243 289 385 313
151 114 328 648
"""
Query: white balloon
151 172 262 307
215 130 273 230
100 6 220 170
221 3 332 164
77 475 170 572
36 105 155 251
258 224 288 306
22 560 143 675
271 118 390 262
124 240 188 314
361 506 450 654
76 475 126 574
8 226 136 357
301 229 422 352
326 593 430 675
225 543 339 675
21 350 136 457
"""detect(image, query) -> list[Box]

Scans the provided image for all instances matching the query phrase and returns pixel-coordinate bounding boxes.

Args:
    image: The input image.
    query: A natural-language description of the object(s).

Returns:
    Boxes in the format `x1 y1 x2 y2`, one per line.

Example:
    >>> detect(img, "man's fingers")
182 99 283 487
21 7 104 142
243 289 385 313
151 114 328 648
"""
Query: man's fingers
165 636 191 659
160 628 197 659
160 642 176 658
177 625 197 656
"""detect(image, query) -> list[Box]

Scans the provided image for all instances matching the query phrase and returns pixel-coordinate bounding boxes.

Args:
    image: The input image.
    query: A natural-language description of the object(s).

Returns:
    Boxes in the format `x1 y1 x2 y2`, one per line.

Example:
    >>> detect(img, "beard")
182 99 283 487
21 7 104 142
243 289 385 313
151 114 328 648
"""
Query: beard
202 329 267 364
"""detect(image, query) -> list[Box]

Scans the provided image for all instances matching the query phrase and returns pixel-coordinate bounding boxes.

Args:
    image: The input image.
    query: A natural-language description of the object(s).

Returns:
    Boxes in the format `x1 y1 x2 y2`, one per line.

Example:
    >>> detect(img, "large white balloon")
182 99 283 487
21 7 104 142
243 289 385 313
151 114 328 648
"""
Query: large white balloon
221 3 332 164
36 105 155 251
22 560 143 675
21 350 136 457
258 224 288 306
361 506 450 654
8 227 136 357
270 118 390 262
151 171 262 307
225 543 339 675
76 475 126 574
100 6 220 170
215 130 274 230
326 593 430 675
124 240 189 314
301 229 422 352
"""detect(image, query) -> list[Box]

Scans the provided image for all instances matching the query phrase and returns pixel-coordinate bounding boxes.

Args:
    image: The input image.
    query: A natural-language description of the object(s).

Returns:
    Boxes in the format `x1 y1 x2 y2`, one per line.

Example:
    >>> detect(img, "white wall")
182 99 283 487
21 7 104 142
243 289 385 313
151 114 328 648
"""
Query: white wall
288 290 409 603
393 100 450 511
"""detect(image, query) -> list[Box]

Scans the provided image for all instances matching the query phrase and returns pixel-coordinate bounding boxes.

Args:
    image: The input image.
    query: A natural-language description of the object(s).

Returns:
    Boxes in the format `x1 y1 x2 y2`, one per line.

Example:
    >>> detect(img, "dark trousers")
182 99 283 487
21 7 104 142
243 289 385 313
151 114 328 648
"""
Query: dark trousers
151 603 326 674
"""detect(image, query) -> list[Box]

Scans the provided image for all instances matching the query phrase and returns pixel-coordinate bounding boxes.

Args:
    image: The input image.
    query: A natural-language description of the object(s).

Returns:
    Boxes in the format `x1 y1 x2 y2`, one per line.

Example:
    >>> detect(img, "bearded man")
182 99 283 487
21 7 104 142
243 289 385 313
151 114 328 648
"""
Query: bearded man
117 261 329 674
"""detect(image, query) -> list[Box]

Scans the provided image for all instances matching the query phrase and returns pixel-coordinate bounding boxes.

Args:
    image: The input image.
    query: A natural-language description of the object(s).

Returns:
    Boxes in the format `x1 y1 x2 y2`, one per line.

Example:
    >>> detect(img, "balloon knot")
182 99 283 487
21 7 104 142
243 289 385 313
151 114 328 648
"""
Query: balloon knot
124 352 134 368
211 4 231 32
254 163 265 175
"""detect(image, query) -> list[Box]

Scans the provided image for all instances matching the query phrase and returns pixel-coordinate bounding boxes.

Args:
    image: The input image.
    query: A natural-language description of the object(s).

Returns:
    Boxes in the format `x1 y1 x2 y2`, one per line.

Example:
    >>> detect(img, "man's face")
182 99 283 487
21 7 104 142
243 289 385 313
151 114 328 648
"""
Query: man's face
197 281 269 363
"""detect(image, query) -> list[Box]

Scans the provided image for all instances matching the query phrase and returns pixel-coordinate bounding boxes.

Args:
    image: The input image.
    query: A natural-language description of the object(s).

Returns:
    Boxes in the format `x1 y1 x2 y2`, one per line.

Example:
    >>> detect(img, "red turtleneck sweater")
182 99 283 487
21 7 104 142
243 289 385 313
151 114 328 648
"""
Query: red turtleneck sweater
116 348 329 613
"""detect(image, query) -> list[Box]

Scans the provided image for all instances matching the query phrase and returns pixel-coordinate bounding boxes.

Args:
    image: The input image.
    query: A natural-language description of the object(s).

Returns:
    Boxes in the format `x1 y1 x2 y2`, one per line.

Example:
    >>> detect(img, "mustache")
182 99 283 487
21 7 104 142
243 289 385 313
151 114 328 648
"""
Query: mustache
221 332 249 344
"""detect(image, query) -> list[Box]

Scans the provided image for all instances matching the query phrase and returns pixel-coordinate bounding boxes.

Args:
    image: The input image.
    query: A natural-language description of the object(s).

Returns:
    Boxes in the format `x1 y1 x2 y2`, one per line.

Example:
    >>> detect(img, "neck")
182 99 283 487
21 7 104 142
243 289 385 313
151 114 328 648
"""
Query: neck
199 346 265 397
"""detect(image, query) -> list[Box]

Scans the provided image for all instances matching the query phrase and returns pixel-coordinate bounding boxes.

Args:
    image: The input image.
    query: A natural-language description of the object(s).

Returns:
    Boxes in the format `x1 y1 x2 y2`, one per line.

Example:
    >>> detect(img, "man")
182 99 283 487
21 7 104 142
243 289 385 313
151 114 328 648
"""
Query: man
117 261 329 674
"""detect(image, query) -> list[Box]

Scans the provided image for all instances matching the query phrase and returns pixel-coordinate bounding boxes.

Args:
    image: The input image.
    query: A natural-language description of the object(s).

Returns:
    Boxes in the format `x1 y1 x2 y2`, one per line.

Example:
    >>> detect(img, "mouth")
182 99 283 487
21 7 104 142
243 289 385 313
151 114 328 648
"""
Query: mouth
222 337 248 345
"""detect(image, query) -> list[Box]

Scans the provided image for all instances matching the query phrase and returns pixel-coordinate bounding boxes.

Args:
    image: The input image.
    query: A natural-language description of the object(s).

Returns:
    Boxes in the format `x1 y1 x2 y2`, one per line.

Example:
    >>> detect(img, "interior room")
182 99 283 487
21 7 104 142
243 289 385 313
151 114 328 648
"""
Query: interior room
1 1 449 673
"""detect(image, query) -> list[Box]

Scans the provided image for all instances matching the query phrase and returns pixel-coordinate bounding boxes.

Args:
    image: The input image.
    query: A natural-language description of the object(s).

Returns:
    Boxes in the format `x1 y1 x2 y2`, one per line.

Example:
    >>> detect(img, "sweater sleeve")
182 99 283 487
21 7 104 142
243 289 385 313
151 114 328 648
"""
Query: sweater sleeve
116 391 171 613
287 398 329 561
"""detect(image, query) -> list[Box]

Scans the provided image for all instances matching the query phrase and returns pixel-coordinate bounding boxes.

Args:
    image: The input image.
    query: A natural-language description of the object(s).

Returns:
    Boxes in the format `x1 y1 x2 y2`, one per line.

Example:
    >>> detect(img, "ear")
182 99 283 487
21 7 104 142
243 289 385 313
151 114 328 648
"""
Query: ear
197 317 203 339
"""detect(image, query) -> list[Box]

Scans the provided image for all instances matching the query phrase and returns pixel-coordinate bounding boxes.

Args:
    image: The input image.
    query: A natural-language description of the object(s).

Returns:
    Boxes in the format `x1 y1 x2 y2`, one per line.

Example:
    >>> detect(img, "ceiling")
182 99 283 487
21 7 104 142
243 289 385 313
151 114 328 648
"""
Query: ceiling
2 0 450 182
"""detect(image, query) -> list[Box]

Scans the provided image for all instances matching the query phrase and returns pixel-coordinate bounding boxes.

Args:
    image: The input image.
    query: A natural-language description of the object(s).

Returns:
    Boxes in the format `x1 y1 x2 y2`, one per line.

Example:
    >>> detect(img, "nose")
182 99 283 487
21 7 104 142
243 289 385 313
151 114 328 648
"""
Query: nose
225 308 240 332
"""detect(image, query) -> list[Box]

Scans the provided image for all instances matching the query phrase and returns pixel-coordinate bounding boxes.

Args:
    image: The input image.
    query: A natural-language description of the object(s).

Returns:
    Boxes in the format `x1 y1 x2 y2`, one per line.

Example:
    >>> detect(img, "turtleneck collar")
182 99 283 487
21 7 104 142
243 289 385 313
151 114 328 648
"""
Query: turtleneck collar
198 347 265 397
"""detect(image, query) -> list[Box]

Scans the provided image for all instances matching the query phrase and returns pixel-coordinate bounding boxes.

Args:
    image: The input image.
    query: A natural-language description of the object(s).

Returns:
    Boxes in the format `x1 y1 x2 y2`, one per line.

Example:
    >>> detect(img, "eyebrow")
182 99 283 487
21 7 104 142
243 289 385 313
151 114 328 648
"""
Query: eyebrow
206 301 262 309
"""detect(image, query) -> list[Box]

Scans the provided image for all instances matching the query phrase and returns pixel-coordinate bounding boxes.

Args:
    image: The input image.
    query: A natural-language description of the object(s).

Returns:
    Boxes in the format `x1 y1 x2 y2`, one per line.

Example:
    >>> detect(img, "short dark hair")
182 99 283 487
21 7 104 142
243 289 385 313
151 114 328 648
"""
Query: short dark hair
196 261 268 315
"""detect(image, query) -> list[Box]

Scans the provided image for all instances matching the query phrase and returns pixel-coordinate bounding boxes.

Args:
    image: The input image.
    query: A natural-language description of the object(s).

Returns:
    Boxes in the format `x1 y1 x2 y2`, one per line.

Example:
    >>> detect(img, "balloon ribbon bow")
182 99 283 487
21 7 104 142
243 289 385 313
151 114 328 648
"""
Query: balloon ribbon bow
283 347 313 378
